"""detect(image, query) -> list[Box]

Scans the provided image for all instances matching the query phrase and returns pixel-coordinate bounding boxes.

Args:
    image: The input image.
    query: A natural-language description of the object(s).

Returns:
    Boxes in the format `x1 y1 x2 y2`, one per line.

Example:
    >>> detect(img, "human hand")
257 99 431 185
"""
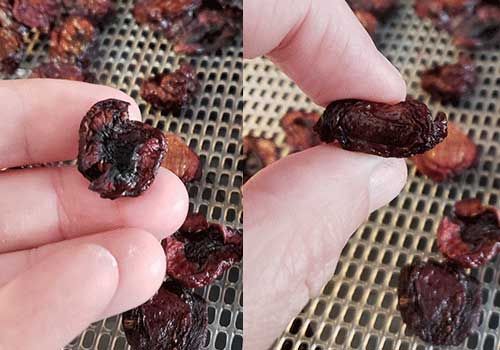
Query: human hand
243 0 408 348
0 79 189 349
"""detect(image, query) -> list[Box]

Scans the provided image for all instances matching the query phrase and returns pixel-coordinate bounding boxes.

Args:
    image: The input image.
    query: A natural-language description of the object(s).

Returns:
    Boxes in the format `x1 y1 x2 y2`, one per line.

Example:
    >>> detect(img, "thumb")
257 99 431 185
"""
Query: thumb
243 145 407 350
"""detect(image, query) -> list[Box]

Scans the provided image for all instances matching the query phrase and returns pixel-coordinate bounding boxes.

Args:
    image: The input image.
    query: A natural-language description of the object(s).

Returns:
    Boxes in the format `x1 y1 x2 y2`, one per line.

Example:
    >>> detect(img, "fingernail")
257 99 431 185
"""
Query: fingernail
369 158 407 212
83 243 118 268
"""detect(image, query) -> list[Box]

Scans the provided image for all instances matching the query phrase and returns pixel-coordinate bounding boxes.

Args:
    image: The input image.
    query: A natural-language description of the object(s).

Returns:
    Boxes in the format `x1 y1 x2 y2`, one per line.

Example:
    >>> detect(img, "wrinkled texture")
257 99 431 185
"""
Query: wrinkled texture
415 0 478 30
163 213 242 288
398 260 481 346
30 61 95 81
314 99 448 158
162 133 202 183
0 0 25 73
140 63 199 112
354 9 378 35
421 58 477 102
49 16 97 66
63 0 114 23
122 280 207 350
347 0 397 17
438 198 500 268
412 122 478 182
77 99 166 199
280 110 321 152
243 135 279 182
13 0 61 32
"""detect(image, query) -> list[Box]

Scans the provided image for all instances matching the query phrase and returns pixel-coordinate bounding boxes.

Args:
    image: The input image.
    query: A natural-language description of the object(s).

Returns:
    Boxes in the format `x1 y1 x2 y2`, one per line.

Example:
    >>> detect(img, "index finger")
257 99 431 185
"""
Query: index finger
0 79 142 169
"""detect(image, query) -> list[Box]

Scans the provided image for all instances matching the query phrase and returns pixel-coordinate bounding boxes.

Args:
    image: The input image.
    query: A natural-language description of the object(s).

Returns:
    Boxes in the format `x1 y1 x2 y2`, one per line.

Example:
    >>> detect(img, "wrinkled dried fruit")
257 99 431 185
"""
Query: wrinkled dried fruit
13 0 62 32
63 0 114 23
280 110 321 152
421 58 477 102
413 122 478 182
140 63 199 112
243 135 279 182
314 98 448 158
398 260 481 345
163 213 242 288
122 280 207 350
453 4 500 48
0 27 23 74
348 0 397 17
354 9 378 35
30 61 94 81
49 16 97 65
438 198 500 268
162 133 202 183
216 0 242 10
77 99 166 199
415 0 478 30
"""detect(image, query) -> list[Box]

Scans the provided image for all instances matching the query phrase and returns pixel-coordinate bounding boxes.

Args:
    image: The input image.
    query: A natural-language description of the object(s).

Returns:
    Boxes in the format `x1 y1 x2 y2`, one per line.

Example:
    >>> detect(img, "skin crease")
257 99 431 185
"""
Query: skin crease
243 0 408 349
0 80 189 349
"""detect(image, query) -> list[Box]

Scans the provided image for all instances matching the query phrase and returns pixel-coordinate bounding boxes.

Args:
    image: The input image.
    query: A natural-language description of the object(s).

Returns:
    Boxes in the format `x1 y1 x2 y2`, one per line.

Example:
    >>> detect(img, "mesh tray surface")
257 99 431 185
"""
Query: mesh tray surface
2 1 243 349
244 1 500 350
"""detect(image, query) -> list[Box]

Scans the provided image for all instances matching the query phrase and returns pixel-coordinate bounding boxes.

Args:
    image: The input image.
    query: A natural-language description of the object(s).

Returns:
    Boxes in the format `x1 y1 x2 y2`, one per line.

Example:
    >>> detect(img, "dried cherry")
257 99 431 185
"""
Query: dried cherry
13 0 62 33
415 0 478 30
63 0 114 23
438 198 500 268
163 213 242 288
0 27 24 74
398 260 481 346
140 63 199 112
280 110 321 152
162 133 202 183
354 9 378 36
243 135 279 182
122 280 208 350
412 122 478 182
30 61 95 81
453 4 500 49
348 0 397 18
77 99 166 199
216 0 242 10
313 98 448 158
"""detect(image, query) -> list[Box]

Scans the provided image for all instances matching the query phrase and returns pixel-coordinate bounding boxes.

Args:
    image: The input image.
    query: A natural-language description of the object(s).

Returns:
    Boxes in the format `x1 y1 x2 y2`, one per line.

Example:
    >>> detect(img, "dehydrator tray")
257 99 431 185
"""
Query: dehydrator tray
1 1 243 349
243 1 500 349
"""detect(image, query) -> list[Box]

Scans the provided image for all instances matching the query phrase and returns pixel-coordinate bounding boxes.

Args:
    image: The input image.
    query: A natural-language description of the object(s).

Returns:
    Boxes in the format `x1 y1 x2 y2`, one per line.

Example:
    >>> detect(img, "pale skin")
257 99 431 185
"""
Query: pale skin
0 79 189 349
244 0 408 349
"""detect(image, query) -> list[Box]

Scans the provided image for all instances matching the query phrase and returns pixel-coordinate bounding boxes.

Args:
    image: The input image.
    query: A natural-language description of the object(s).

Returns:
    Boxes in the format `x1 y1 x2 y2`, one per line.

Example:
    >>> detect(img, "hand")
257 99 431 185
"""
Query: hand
0 79 189 349
243 0 408 349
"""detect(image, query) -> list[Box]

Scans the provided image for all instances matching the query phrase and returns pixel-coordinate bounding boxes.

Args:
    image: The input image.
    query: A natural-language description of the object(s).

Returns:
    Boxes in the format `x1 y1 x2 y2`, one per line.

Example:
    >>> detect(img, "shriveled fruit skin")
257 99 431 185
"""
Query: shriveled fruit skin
398 260 481 346
0 0 26 74
314 99 448 158
280 110 321 152
243 135 279 182
13 0 62 33
30 61 95 82
347 0 397 17
62 0 114 23
354 9 378 36
122 280 208 350
162 133 202 183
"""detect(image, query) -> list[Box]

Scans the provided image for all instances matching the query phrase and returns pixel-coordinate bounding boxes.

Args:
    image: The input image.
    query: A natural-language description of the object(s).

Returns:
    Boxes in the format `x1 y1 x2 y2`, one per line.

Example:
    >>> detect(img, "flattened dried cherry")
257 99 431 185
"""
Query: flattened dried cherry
348 0 397 18
163 213 242 288
122 280 208 350
243 135 279 182
0 27 23 74
398 260 481 345
438 198 500 268
415 0 478 30
30 61 94 82
412 122 478 182
162 133 202 183
13 0 62 33
280 110 321 152
77 99 166 199
63 0 114 23
354 9 378 36
453 4 500 49
314 98 448 158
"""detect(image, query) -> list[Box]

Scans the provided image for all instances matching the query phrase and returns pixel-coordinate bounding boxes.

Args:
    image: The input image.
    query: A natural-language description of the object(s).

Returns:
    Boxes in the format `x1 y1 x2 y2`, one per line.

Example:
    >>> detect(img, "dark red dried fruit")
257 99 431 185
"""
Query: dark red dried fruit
453 4 500 49
122 280 208 350
62 0 114 23
13 0 62 33
421 58 477 102
412 122 478 182
0 27 23 74
280 111 321 152
163 213 242 288
77 99 166 200
140 63 199 112
354 9 378 35
398 260 481 346
216 0 242 10
30 61 95 81
162 133 202 183
243 135 279 182
348 0 397 18
415 0 478 30
314 98 448 158
49 16 97 66
438 199 500 268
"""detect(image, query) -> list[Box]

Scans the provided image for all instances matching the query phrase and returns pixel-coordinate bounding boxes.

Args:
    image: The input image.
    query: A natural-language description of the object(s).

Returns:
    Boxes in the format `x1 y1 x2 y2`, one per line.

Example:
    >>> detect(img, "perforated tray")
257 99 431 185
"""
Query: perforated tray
244 1 500 349
2 1 243 349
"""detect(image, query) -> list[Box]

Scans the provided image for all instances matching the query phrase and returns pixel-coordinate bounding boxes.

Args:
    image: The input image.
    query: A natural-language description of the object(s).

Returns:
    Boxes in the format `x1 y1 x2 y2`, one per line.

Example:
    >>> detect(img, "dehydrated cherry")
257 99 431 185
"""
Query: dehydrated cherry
420 58 477 102
438 198 500 268
162 133 202 183
216 0 242 10
140 63 199 112
13 0 62 33
0 27 24 74
348 0 397 18
354 9 378 36
415 0 478 30
49 16 97 66
314 98 448 158
398 260 481 346
163 213 242 288
243 135 279 182
280 110 321 152
30 61 95 81
62 0 114 23
412 122 478 182
453 4 500 49
77 99 166 199
122 280 208 350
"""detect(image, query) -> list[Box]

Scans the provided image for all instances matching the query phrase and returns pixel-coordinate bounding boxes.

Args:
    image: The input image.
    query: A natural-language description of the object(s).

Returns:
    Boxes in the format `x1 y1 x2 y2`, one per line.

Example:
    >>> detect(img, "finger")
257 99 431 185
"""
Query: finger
0 228 166 319
243 145 407 350
0 243 119 349
244 0 406 105
0 166 188 253
0 79 142 169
